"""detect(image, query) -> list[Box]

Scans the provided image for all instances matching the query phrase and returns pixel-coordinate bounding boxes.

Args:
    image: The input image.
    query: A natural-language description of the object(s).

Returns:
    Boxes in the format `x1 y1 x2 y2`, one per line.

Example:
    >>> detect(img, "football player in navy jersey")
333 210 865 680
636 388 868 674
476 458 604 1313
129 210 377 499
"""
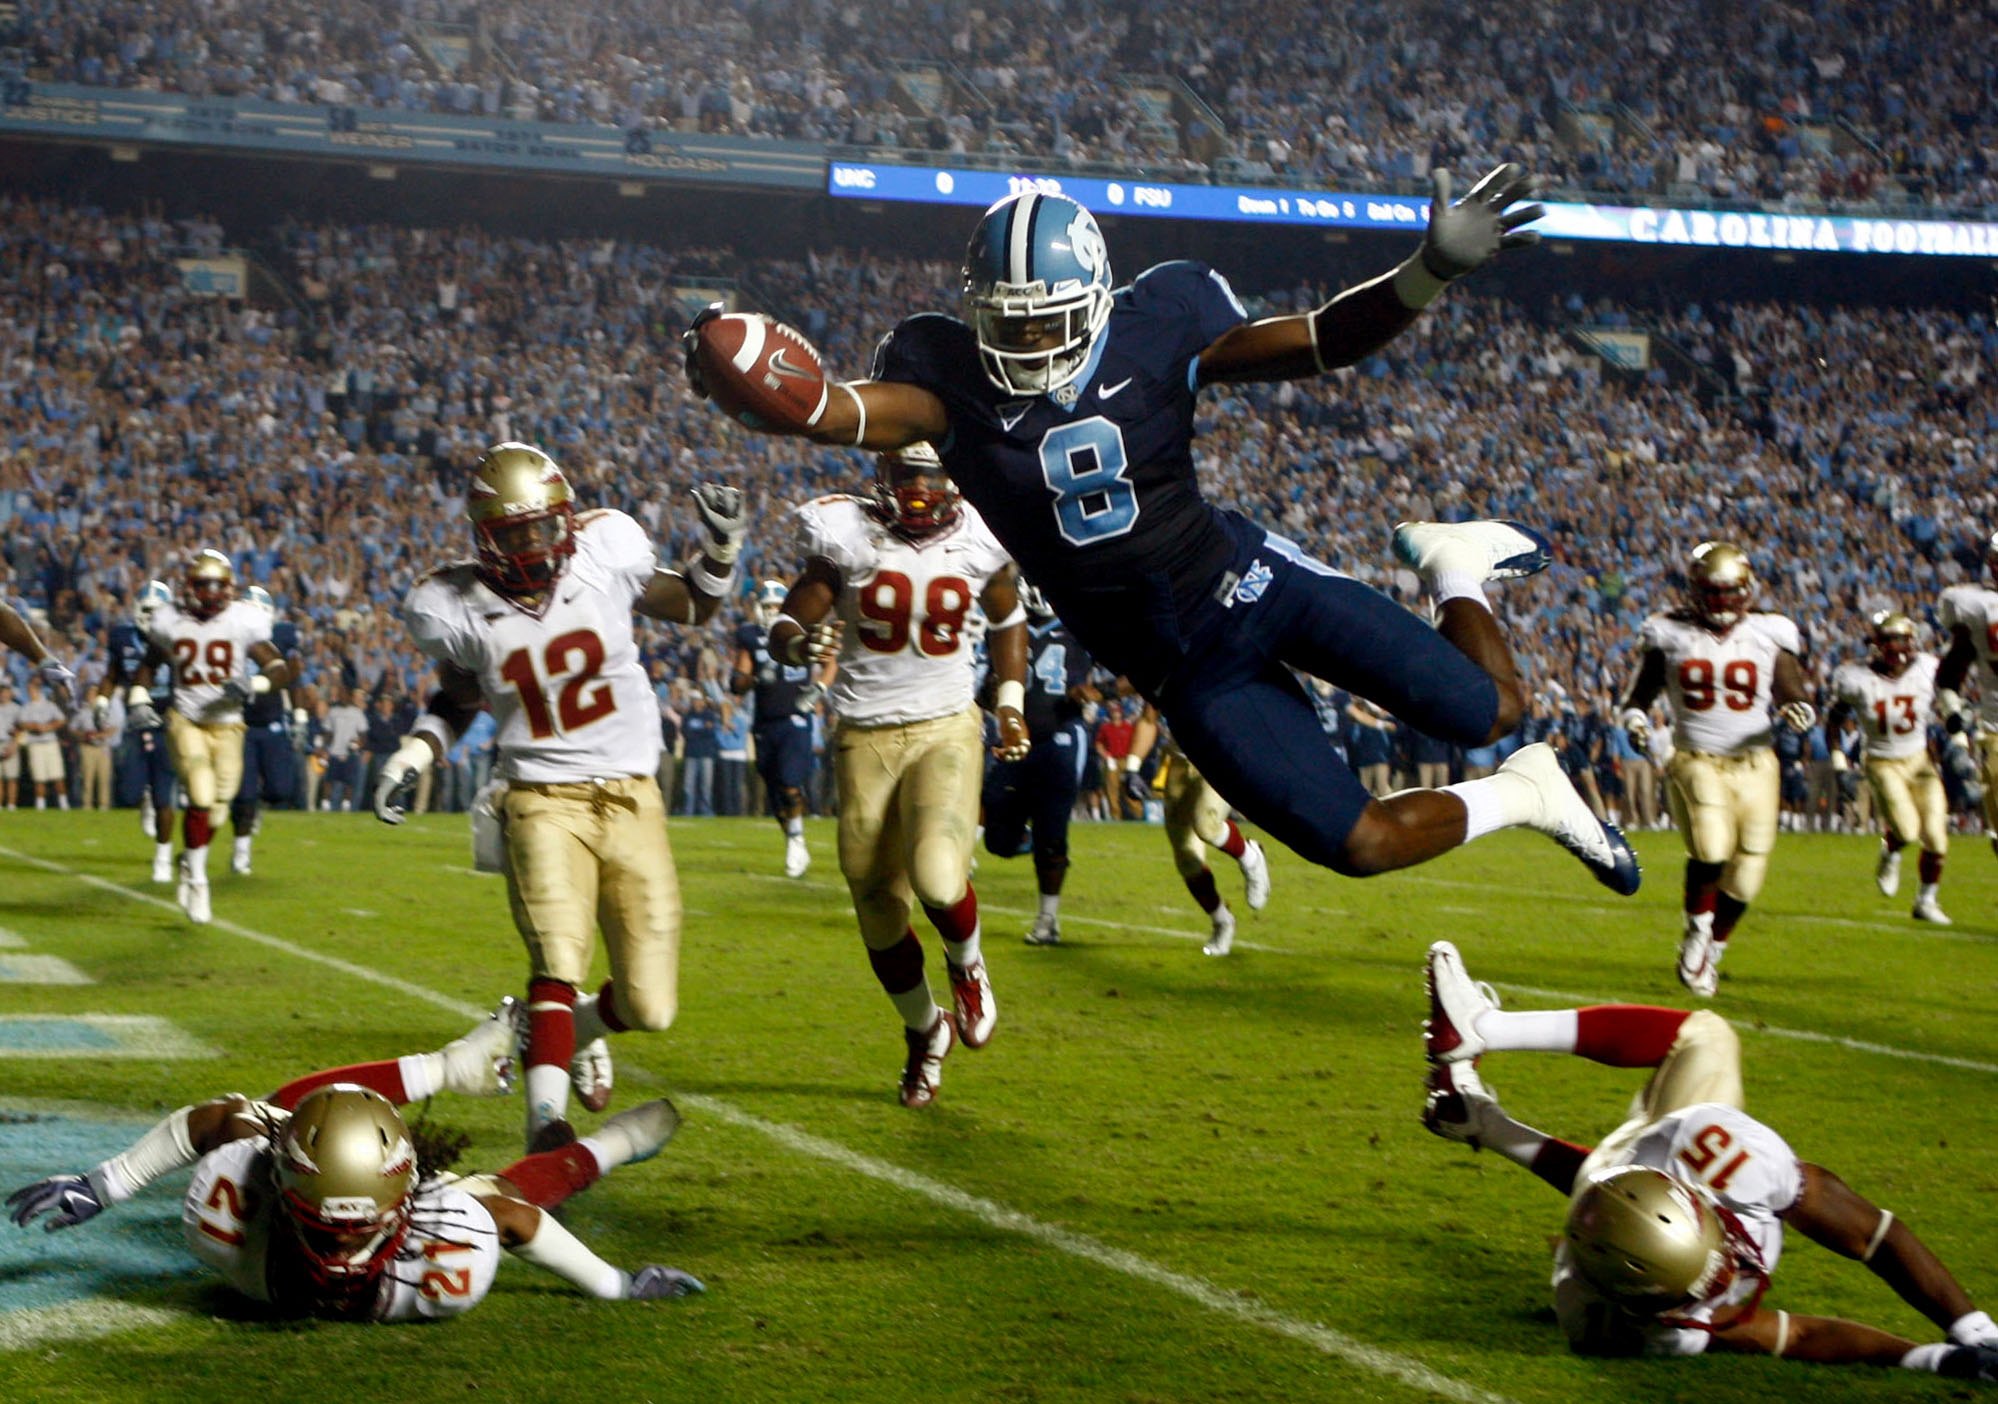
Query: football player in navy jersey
732 579 830 878
99 581 179 883
687 167 1639 896
229 586 303 875
982 578 1096 945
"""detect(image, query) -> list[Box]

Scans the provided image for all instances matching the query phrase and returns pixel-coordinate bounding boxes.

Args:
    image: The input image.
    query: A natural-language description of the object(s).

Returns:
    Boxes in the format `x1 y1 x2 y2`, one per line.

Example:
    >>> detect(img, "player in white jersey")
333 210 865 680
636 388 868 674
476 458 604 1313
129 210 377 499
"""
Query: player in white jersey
374 442 749 1152
0 599 77 708
6 1017 701 1321
1619 543 1813 997
1831 611 1950 923
1420 941 1998 1376
1937 532 1998 859
122 550 296 925
767 443 1028 1108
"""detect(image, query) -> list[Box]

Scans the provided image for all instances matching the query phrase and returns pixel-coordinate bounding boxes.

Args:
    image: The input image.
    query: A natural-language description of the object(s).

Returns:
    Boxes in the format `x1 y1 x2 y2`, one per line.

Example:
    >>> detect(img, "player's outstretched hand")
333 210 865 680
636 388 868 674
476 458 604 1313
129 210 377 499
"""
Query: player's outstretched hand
1420 164 1544 281
993 707 1031 762
219 677 256 709
373 737 433 825
691 482 748 565
682 302 724 400
1619 708 1651 756
1123 769 1151 808
7 1174 105 1232
37 658 77 710
627 1265 706 1300
1779 700 1817 733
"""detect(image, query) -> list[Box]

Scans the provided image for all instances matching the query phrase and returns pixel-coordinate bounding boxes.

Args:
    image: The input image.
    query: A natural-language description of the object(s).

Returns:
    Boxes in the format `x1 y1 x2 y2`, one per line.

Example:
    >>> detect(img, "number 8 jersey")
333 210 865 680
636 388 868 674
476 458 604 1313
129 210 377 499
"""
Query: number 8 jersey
794 494 1012 727
1640 610 1803 756
403 509 663 782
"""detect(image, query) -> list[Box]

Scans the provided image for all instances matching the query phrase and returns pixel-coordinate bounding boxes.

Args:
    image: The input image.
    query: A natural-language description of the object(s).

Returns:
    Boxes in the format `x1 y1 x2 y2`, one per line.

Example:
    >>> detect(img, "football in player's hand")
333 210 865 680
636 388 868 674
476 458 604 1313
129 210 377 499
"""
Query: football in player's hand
690 313 828 433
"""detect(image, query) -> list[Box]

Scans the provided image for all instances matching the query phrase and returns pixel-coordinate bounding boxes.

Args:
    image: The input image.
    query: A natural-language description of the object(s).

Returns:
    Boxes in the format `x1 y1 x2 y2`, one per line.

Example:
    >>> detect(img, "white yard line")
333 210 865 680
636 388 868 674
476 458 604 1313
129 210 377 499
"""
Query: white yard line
3 844 1493 1400
0 1300 180 1353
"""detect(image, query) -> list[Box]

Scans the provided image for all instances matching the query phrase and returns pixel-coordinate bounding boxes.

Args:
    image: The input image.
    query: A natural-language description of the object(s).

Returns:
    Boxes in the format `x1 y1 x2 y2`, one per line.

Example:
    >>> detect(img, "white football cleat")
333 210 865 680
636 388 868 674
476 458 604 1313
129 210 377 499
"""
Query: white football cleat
178 859 211 925
783 832 811 879
230 843 252 877
440 996 522 1097
1676 920 1719 999
1238 839 1270 912
1497 743 1642 895
1875 845 1902 896
570 1037 615 1113
898 1012 956 1109
1424 939 1497 1063
593 1098 681 1167
139 793 156 839
1023 913 1062 946
1204 905 1236 957
947 957 997 1049
1421 1060 1510 1150
151 848 174 884
1912 893 1952 925
1392 519 1553 584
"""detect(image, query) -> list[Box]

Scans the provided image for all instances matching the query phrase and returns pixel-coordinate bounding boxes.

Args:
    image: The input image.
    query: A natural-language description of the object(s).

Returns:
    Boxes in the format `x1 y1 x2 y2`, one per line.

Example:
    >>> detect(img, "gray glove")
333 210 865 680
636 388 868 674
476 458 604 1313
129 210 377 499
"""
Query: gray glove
794 681 824 714
1420 164 1545 281
219 677 255 709
37 658 76 710
627 1265 706 1300
125 696 162 731
7 1174 105 1232
691 482 747 565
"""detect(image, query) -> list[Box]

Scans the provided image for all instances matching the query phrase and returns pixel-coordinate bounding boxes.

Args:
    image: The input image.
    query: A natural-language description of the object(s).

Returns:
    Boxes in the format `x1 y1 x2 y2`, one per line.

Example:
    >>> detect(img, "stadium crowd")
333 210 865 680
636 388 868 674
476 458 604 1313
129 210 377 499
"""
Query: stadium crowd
0 192 1990 829
4 0 1994 213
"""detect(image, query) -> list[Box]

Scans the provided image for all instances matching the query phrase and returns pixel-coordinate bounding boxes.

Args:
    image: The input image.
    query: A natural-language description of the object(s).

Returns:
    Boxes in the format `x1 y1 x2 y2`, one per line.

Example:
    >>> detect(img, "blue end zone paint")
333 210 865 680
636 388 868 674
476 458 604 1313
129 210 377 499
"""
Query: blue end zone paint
0 1020 120 1052
0 1114 198 1313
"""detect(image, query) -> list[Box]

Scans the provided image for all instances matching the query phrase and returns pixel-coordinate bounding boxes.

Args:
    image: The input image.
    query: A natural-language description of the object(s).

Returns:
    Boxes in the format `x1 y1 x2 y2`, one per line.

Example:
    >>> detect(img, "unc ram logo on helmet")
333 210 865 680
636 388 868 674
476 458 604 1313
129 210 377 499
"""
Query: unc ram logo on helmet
963 192 1114 396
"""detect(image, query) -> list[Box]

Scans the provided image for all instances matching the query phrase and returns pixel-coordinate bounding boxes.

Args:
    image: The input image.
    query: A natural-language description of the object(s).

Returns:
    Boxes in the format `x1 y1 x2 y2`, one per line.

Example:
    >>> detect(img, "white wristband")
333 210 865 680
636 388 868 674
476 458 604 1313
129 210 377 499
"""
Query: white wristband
388 734 437 778
249 674 272 696
127 684 152 707
510 1207 628 1299
1123 752 1144 773
995 680 1025 714
1620 708 1648 732
412 713 456 752
687 556 737 599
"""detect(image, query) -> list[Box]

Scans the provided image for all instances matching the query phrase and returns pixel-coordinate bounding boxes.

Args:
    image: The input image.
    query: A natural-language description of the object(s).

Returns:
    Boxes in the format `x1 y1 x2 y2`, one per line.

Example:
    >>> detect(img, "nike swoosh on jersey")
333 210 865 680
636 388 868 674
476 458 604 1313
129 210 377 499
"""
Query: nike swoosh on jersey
998 402 1033 431
1097 377 1134 399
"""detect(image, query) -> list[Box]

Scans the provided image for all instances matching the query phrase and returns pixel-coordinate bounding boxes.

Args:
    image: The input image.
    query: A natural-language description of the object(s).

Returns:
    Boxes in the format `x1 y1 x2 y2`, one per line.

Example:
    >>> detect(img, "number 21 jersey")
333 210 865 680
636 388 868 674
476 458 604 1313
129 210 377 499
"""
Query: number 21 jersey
403 509 662 782
1640 610 1802 756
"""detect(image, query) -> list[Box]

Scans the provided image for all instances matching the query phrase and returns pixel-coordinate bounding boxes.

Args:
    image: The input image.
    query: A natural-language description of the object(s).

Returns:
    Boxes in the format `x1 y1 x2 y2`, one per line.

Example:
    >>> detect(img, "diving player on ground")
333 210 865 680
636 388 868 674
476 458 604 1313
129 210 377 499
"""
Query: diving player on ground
687 166 1638 900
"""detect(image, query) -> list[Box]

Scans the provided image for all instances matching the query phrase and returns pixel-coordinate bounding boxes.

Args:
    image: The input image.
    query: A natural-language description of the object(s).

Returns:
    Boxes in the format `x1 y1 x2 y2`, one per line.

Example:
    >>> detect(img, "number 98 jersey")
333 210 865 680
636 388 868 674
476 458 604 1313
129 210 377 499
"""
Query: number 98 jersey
403 509 662 782
794 494 1012 727
1640 611 1802 756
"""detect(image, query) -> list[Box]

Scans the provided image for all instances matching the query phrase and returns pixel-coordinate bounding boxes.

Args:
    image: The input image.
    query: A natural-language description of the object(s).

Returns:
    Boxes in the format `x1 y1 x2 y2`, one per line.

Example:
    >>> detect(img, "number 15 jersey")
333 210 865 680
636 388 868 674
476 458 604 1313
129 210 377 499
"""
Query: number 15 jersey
1640 610 1802 756
403 509 662 782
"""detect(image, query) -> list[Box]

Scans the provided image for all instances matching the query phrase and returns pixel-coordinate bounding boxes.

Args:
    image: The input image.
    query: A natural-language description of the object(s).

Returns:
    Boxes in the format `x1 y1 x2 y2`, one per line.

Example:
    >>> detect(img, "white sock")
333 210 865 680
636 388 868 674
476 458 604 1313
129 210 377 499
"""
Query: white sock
889 984 940 1032
233 836 252 861
1478 1008 1579 1054
525 1063 570 1130
1038 891 1061 922
1920 882 1940 903
397 1052 443 1101
189 844 210 880
943 924 982 970
783 816 803 839
1444 771 1537 842
156 841 174 862
1429 572 1489 609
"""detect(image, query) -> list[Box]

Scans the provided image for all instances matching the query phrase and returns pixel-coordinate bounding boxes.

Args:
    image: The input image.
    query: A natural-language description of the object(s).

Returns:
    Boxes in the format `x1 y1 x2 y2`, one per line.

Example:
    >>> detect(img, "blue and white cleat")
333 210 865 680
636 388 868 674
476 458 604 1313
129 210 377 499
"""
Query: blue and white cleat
1498 743 1642 895
1392 519 1553 583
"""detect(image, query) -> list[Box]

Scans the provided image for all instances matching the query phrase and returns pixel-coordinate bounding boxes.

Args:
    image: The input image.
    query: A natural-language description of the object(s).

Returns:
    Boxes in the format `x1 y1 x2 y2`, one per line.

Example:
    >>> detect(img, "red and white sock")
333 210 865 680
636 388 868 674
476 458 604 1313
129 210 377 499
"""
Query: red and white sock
524 977 576 1131
1216 821 1248 860
869 932 939 1032
923 887 982 969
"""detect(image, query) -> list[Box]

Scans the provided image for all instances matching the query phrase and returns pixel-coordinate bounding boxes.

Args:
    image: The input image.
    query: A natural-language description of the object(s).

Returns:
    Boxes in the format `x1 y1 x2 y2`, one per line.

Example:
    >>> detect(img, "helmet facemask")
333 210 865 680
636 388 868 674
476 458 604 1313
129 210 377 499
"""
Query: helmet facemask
270 1086 418 1305
873 444 961 540
467 443 577 598
1870 612 1918 674
962 193 1114 397
183 550 236 621
1686 542 1754 630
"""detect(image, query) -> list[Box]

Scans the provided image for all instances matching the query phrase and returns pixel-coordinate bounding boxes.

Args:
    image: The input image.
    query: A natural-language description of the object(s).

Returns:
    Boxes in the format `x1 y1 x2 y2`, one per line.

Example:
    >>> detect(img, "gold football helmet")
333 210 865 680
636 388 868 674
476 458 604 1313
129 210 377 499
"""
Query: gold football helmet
467 441 575 595
183 549 236 621
873 441 960 539
1869 610 1918 673
1565 1166 1730 1311
272 1085 419 1295
1685 542 1754 629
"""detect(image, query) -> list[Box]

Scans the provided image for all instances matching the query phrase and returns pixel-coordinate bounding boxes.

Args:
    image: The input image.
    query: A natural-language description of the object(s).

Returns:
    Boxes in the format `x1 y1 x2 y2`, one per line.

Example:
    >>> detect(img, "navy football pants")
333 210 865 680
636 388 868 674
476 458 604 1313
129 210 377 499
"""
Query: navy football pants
983 720 1088 865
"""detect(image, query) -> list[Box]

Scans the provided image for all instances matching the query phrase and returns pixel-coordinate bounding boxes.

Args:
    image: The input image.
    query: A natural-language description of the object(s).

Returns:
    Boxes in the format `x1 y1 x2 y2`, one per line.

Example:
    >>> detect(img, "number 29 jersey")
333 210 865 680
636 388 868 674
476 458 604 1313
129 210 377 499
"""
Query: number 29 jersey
146 599 274 725
1639 610 1802 756
794 494 1012 728
403 509 662 782
871 261 1250 689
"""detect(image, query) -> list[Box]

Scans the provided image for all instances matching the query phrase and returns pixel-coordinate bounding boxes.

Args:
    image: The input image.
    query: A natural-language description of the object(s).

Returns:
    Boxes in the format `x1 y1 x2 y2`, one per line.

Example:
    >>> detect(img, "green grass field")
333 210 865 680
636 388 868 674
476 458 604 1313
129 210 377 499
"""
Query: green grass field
1 810 1994 1403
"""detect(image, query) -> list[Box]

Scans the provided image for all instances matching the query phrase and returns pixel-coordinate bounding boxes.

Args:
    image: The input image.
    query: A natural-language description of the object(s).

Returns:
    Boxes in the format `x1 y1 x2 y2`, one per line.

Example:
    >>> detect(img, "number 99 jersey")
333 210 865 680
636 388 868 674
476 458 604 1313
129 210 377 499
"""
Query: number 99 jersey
403 509 663 783
1640 611 1803 756
793 494 1012 727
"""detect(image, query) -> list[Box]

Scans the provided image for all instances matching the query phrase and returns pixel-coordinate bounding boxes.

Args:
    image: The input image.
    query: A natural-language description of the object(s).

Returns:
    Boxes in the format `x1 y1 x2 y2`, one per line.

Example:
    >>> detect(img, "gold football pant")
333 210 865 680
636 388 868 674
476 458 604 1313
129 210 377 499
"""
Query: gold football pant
1664 747 1778 903
501 775 680 1030
166 713 245 822
1163 753 1232 880
1580 1011 1744 1187
835 707 983 951
1980 734 1998 835
1864 752 1948 854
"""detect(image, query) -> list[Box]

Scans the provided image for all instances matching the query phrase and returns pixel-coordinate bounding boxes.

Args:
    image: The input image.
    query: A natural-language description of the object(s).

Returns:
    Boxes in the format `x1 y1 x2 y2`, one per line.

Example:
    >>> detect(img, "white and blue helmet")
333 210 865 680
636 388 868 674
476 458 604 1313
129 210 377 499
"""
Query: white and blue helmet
134 578 174 630
962 191 1113 396
246 584 277 620
754 579 787 628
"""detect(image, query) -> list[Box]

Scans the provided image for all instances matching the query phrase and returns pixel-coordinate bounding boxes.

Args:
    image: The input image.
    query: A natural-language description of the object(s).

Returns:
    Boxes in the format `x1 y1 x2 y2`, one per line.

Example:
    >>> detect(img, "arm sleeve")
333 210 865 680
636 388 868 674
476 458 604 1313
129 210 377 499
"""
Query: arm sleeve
581 509 659 602
1763 615 1804 657
401 579 474 670
792 498 872 582
1131 261 1249 373
1939 587 1968 633
1639 614 1673 652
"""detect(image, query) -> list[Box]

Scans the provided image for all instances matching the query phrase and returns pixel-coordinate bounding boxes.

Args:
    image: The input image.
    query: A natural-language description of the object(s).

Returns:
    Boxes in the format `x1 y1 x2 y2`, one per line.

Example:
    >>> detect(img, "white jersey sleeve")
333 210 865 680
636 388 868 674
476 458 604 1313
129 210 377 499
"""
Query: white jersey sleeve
373 1184 503 1322
1940 585 1998 725
572 508 658 605
149 600 277 725
183 1138 279 1303
402 565 485 672
1639 612 1797 756
792 495 880 583
1835 655 1939 759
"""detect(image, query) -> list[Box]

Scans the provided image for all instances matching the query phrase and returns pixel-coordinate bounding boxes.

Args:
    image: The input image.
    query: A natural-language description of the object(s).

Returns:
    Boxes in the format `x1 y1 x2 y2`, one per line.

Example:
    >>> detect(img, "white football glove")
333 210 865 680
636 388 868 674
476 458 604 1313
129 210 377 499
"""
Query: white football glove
625 1264 706 1300
124 685 162 732
1938 688 1966 720
690 482 747 566
36 658 77 710
794 681 824 714
1778 700 1817 733
373 736 435 825
779 617 842 666
1620 708 1651 756
1420 164 1545 281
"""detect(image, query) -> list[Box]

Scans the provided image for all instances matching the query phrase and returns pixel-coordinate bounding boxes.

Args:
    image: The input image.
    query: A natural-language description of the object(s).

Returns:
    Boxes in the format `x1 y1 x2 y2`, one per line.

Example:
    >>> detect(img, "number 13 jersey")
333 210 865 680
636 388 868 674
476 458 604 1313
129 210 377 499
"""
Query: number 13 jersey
403 509 662 782
1640 610 1803 756
794 494 1012 728
1833 653 1940 760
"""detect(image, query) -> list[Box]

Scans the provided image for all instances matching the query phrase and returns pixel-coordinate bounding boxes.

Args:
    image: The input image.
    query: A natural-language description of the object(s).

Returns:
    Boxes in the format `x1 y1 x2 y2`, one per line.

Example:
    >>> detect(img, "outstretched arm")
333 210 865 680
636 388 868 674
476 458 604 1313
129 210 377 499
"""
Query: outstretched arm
6 1096 270 1231
636 483 750 626
1197 165 1542 385
480 1193 703 1300
374 660 484 824
766 560 844 668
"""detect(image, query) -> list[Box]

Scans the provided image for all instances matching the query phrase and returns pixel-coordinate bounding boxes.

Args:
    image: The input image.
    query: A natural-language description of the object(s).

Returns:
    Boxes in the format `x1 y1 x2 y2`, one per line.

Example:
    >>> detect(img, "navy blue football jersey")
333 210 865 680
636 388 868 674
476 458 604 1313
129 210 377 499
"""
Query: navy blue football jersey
734 621 811 724
1024 619 1091 738
873 261 1251 686
243 618 299 725
107 621 171 715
